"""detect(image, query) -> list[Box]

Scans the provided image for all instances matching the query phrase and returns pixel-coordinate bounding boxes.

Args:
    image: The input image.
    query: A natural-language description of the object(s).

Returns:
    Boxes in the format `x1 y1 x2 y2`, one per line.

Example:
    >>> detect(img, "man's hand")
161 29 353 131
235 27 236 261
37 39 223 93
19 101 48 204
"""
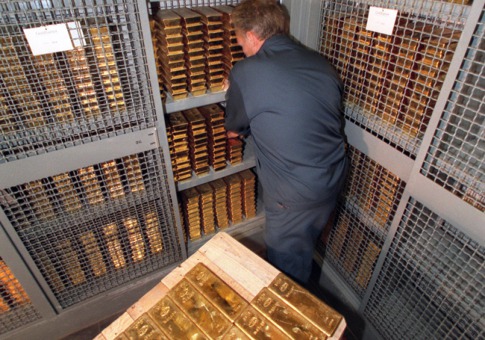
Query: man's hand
226 130 240 139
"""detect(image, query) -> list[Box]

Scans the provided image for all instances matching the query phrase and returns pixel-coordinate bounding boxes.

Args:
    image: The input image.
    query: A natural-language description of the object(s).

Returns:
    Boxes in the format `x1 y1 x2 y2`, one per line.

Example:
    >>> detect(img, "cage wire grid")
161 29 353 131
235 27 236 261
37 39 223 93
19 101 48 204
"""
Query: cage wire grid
421 5 484 212
319 0 470 157
363 197 484 339
318 146 405 297
0 255 42 334
0 0 157 163
0 147 183 311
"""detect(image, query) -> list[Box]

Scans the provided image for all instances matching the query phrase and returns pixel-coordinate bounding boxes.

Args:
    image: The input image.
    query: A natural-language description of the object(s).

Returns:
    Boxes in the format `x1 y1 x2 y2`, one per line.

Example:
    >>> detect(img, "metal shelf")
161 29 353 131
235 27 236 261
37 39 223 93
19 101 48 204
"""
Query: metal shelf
164 91 227 114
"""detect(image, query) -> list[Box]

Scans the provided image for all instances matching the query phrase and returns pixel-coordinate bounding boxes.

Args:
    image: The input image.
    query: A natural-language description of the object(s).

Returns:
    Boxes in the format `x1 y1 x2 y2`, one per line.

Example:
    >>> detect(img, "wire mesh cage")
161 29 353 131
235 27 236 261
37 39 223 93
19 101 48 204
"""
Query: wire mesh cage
319 0 470 157
0 0 156 163
421 5 484 212
0 148 183 309
364 197 484 339
0 255 41 335
319 146 405 297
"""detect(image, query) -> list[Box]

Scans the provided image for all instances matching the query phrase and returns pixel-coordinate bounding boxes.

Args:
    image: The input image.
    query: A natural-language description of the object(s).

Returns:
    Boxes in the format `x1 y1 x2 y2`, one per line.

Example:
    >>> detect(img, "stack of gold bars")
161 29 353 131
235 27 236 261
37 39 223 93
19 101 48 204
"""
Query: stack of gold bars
226 137 244 165
194 7 226 92
214 5 245 79
153 10 188 101
0 36 46 129
210 178 230 229
101 160 125 200
198 103 227 171
224 173 244 225
167 111 192 182
173 8 207 97
239 169 257 219
197 183 216 235
89 23 126 113
104 261 343 339
181 187 202 240
0 259 31 313
183 108 210 176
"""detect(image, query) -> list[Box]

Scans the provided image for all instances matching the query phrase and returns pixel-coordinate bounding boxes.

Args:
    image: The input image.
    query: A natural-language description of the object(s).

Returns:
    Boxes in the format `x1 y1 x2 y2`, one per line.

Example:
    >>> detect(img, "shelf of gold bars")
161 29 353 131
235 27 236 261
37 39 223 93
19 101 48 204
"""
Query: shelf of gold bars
319 1 469 157
0 255 42 335
149 3 244 103
319 145 406 297
0 1 155 163
0 149 184 308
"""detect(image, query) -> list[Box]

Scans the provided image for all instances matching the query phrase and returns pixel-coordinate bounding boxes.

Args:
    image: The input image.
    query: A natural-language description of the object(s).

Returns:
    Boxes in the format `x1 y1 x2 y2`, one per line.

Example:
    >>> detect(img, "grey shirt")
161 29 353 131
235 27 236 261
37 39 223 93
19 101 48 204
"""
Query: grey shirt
225 35 347 210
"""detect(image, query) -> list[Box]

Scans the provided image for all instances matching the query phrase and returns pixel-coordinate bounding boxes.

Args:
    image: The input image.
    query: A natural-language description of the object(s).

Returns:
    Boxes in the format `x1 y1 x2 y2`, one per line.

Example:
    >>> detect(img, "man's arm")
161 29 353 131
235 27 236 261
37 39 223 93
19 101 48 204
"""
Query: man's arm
224 77 250 138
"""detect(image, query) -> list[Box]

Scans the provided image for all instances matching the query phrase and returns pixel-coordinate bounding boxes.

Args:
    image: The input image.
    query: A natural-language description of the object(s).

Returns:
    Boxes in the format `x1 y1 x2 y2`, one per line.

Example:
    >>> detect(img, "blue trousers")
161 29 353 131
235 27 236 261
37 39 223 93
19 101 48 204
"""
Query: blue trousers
264 195 338 283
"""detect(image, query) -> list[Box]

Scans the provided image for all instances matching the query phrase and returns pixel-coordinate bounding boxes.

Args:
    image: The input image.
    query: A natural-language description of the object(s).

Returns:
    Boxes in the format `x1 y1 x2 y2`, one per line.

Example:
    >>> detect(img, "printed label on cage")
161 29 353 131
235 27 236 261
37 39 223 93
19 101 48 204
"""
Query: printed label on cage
24 23 74 55
366 7 398 35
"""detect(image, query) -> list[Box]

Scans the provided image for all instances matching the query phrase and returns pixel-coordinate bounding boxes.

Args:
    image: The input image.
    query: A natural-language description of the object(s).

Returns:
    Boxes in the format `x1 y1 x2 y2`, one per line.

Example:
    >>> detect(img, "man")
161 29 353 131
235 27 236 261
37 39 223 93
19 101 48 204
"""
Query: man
225 0 348 284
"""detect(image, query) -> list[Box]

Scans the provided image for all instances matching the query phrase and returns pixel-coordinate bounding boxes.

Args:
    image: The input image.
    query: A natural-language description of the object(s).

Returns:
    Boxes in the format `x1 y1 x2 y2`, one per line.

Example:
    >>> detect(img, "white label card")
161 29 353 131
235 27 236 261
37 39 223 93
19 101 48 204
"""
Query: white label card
23 23 74 55
366 7 398 35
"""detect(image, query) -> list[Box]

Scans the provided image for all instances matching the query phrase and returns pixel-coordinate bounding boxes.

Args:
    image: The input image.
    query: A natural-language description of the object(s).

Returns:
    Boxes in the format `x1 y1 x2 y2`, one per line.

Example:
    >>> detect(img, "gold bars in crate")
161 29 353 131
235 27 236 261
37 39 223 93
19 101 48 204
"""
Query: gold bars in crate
101 160 125 199
185 263 248 322
144 211 164 254
181 187 202 240
52 173 82 213
210 178 230 229
80 230 107 277
122 154 145 193
355 240 381 289
252 288 327 339
226 137 244 165
89 24 126 112
269 273 342 337
198 103 227 171
235 305 288 339
197 183 216 235
103 223 126 269
183 108 210 176
123 217 146 263
224 174 243 225
148 296 207 339
239 169 257 219
169 278 232 338
24 180 56 221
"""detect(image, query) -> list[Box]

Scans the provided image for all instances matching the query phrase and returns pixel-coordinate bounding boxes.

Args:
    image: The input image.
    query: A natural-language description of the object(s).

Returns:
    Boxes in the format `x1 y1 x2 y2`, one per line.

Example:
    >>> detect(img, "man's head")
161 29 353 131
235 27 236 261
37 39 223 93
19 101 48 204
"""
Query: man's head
232 0 289 56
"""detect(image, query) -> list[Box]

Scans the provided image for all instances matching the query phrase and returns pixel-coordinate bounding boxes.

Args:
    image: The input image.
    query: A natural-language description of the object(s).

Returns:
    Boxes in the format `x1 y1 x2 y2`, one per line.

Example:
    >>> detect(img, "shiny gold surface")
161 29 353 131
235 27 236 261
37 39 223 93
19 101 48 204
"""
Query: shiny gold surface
252 288 327 339
148 296 208 339
124 314 168 340
80 231 107 277
269 274 342 336
169 278 231 338
123 217 146 262
235 305 287 339
103 223 126 269
186 263 248 322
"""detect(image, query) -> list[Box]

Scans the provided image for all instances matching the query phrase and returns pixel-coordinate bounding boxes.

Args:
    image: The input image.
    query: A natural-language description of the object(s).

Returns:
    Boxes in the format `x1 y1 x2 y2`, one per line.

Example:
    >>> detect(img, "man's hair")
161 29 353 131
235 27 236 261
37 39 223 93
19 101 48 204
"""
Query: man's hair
232 0 289 40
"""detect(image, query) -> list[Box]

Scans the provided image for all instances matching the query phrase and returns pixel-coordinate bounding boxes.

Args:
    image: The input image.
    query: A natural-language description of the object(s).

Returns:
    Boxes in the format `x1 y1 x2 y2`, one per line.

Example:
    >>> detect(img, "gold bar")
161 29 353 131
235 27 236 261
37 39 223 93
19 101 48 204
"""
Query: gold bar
123 155 145 193
185 263 248 322
80 231 107 277
148 296 208 339
0 259 31 306
123 217 146 262
235 305 287 339
252 288 327 339
169 278 231 338
103 223 126 269
58 239 86 286
269 274 342 336
78 166 104 206
52 173 82 213
102 161 125 199
222 325 251 339
25 180 56 221
145 211 164 254
124 314 168 339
